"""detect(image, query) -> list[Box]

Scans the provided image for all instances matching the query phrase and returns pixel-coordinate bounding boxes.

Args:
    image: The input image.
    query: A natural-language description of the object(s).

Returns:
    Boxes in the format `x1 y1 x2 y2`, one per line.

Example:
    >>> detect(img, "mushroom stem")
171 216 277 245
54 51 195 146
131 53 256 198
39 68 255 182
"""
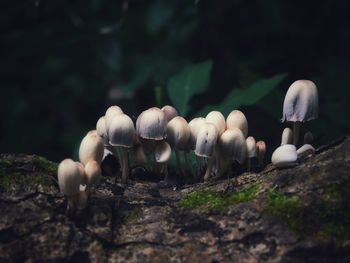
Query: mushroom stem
184 151 195 177
293 122 300 146
175 150 184 175
116 147 129 184
204 157 214 182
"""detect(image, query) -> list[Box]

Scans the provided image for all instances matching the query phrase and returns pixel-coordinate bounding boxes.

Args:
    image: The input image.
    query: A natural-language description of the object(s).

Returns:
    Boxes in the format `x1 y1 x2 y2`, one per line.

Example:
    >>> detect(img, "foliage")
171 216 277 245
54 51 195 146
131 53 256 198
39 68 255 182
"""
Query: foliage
178 185 257 213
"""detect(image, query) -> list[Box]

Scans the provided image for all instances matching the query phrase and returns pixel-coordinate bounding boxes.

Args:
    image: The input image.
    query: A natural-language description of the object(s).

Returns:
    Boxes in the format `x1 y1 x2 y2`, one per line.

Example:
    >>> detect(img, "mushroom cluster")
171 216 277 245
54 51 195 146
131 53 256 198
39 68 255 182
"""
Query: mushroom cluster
272 80 318 168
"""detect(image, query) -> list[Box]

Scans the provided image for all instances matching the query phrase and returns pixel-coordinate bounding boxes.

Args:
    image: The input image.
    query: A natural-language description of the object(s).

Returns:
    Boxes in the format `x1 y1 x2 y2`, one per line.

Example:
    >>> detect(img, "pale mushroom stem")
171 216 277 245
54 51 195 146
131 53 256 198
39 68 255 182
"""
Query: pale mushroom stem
116 147 129 184
293 122 300 146
204 157 214 182
175 150 184 175
184 151 195 177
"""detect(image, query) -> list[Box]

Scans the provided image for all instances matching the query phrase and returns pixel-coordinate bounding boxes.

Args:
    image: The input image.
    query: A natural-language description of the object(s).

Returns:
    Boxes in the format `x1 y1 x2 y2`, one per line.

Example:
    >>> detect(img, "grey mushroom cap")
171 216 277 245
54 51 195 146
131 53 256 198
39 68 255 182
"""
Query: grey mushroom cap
166 116 190 150
282 80 319 122
195 123 219 158
136 107 167 140
271 144 298 168
108 113 135 148
161 105 178 122
218 128 247 164
154 141 172 163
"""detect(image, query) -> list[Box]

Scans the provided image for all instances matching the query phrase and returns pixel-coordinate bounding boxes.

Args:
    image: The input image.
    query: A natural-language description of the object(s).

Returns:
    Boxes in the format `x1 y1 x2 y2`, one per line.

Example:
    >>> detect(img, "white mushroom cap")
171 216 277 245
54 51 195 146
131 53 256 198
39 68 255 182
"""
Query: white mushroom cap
79 130 104 165
188 117 206 150
96 116 109 146
85 160 101 185
218 128 247 164
256 140 266 160
271 144 298 168
226 110 248 138
154 141 172 163
205 111 226 136
281 128 293 145
105 106 123 131
246 136 257 158
195 123 219 158
282 80 319 122
108 113 135 148
304 132 314 144
296 144 315 156
58 159 82 196
166 116 190 150
76 162 86 184
161 105 178 122
136 107 167 140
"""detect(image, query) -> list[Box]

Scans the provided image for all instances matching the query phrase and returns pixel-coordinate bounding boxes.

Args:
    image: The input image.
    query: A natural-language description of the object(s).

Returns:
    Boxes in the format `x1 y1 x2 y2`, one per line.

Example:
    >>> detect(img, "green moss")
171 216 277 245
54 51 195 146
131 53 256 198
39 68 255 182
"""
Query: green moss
34 156 58 173
264 188 350 243
178 185 258 213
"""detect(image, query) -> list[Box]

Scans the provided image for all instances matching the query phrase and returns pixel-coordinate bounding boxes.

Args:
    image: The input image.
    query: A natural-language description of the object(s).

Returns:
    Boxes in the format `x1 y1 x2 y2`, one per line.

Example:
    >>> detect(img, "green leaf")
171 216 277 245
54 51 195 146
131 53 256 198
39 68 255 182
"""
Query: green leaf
195 73 287 117
167 60 213 116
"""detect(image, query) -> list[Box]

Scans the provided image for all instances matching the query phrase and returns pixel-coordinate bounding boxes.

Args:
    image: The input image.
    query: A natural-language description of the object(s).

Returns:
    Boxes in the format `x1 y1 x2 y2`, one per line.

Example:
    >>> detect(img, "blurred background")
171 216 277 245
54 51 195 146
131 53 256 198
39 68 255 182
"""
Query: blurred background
1 0 350 162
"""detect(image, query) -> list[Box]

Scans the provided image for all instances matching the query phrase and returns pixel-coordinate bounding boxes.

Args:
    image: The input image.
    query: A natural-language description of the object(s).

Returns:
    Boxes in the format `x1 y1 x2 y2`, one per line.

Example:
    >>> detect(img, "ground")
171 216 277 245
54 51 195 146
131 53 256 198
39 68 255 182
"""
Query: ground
0 137 350 262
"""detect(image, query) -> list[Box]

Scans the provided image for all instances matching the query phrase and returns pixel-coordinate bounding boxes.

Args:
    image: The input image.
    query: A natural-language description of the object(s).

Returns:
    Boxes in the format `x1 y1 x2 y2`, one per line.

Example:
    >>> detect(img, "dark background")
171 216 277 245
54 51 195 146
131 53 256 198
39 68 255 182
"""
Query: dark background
1 0 350 162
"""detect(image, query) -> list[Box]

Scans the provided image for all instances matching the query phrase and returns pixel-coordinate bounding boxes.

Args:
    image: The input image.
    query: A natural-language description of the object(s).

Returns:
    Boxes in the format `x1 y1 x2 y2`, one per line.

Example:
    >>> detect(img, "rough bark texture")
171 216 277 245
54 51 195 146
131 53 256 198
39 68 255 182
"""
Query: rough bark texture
0 137 349 262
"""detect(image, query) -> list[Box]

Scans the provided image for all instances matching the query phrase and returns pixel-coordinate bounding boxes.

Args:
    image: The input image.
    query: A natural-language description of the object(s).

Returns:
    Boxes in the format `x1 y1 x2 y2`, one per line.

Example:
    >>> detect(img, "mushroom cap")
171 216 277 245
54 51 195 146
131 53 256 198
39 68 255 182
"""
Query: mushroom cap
136 107 167 140
218 128 247 164
85 160 101 185
58 159 82 196
205 111 226 136
96 116 109 146
271 144 298 168
281 128 293 145
246 136 257 158
154 141 172 163
188 117 206 150
226 110 248 138
296 144 315 156
256 140 266 159
108 113 135 148
282 80 319 122
105 106 123 131
161 105 178 122
79 130 104 165
166 116 190 150
195 123 219 158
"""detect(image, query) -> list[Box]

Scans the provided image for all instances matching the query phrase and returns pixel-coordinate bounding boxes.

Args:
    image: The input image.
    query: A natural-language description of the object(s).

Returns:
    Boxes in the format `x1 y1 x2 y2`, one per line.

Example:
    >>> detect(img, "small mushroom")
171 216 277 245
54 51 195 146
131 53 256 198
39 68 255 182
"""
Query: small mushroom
188 117 206 150
58 159 83 213
205 111 226 136
79 130 104 166
271 144 298 168
154 141 172 180
246 136 257 172
195 123 219 181
96 116 109 146
296 144 315 156
226 110 248 138
282 80 319 146
105 106 123 132
85 160 102 186
161 105 178 122
281 128 293 145
109 113 135 184
256 140 266 169
217 128 247 177
304 132 314 144
166 116 191 176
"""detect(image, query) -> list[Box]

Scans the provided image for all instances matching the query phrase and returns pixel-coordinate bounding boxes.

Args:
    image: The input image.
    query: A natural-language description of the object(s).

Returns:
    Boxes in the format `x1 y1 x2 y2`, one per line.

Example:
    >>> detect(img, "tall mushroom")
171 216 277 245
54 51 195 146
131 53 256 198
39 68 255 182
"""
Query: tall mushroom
161 105 178 122
256 140 266 169
195 123 219 181
79 130 104 166
246 136 257 172
281 128 293 145
108 113 135 184
282 80 319 146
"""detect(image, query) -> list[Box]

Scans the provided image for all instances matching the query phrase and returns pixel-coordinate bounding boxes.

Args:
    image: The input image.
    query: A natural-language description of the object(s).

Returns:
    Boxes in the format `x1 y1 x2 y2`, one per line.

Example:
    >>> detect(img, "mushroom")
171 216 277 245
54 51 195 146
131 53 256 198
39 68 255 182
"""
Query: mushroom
195 123 219 181
105 105 123 132
296 144 315 156
108 113 135 184
136 107 168 169
188 117 206 150
85 160 102 186
281 128 293 145
256 140 266 169
217 128 247 177
79 130 104 166
282 80 319 146
161 105 178 122
58 159 83 213
154 141 172 181
271 144 298 168
246 136 257 172
166 116 191 176
226 110 248 138
205 111 226 136
96 116 109 146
